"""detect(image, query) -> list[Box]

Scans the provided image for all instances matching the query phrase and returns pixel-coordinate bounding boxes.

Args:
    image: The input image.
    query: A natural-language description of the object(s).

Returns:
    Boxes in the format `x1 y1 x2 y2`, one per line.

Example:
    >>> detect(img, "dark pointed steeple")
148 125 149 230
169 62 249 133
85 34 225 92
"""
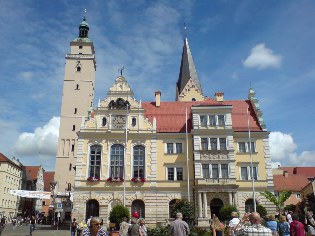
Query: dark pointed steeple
176 37 203 101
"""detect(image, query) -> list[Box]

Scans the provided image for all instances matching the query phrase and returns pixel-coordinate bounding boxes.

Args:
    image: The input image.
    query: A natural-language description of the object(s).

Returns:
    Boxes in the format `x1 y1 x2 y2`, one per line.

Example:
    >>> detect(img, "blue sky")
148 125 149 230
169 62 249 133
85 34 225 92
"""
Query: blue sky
0 0 314 171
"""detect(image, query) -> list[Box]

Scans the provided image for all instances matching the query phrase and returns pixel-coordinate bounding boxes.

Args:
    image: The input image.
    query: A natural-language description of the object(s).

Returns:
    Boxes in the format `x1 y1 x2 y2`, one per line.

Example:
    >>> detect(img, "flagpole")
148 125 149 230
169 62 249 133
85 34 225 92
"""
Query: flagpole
185 105 190 201
123 104 128 207
247 103 256 212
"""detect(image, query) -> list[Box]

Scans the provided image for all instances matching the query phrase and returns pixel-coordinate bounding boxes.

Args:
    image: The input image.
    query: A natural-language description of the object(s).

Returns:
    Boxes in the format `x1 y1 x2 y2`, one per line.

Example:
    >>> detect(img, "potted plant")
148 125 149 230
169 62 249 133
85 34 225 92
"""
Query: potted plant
131 177 145 183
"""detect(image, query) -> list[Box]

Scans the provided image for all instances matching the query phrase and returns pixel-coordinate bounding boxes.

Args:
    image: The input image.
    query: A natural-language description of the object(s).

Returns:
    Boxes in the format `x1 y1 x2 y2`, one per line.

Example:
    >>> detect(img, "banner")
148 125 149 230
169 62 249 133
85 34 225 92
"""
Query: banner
9 190 51 199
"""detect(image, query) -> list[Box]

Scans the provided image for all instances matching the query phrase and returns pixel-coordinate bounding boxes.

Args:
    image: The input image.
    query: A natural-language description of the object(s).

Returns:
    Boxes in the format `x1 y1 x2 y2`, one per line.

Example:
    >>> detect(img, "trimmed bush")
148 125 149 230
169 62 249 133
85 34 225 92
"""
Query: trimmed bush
109 204 130 230
219 205 238 221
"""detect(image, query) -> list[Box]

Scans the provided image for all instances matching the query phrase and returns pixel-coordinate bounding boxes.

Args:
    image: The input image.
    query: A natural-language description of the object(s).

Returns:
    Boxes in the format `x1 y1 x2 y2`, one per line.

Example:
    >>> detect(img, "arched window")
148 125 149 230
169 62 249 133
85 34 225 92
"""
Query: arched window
132 117 136 127
169 199 178 218
76 66 81 72
110 144 124 178
133 145 145 178
131 200 145 218
102 117 107 126
86 199 99 220
89 145 101 178
245 198 258 213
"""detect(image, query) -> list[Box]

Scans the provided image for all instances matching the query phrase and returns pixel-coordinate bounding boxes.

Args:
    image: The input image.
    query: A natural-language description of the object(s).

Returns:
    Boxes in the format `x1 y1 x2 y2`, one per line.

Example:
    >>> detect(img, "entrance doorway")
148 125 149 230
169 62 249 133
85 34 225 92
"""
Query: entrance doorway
131 200 145 218
210 198 224 219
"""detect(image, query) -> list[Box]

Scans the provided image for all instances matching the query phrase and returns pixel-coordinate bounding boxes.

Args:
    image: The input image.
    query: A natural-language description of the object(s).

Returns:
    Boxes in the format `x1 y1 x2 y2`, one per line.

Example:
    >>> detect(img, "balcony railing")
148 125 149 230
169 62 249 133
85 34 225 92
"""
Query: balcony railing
197 178 236 185
199 150 229 160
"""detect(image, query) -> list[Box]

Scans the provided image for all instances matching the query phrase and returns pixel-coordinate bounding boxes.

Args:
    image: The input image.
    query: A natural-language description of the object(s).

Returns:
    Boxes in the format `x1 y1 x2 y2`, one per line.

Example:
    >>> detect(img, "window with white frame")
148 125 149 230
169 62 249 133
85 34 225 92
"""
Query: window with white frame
202 164 210 178
200 137 227 151
238 142 256 153
240 166 258 180
89 145 101 178
166 143 183 154
133 145 145 178
203 164 229 179
199 114 225 127
110 144 124 178
167 167 183 181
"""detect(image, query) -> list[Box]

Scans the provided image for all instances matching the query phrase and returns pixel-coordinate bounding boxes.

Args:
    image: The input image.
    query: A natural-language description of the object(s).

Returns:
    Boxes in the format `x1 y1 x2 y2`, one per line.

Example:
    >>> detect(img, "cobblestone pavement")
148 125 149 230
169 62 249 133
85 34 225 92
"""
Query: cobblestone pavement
1 223 70 236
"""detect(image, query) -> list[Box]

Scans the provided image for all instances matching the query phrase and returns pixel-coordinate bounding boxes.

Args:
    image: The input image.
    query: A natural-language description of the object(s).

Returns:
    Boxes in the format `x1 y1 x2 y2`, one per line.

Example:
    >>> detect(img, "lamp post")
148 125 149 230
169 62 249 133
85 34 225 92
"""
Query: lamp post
50 181 57 228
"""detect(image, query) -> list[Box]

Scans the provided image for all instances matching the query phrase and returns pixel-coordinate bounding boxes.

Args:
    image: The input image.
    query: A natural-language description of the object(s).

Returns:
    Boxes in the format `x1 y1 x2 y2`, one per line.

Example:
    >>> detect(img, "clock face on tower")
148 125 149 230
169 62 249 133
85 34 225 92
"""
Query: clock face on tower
112 115 126 129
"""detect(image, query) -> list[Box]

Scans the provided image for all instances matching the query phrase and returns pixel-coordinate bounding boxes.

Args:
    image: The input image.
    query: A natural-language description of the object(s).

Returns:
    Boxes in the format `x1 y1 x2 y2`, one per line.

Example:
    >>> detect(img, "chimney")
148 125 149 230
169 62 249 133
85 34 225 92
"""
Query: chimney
155 91 161 107
283 171 288 177
215 92 224 102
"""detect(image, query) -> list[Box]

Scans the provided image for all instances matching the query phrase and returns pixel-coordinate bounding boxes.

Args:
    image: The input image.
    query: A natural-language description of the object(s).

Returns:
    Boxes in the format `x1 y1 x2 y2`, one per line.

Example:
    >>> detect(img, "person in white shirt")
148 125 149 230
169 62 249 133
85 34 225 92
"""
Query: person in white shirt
229 212 240 236
286 211 293 224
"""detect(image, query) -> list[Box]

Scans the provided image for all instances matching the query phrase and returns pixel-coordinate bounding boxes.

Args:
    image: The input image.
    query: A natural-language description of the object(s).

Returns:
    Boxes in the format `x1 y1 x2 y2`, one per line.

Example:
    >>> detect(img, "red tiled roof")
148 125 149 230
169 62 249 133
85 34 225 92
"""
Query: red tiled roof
273 174 310 192
141 99 262 133
43 171 55 191
0 153 22 169
281 167 315 177
24 166 41 180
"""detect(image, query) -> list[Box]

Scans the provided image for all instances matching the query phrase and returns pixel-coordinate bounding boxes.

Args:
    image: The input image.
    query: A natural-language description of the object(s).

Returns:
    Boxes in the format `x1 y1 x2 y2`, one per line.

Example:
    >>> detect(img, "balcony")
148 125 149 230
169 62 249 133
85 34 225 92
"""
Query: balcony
197 178 236 185
199 150 229 160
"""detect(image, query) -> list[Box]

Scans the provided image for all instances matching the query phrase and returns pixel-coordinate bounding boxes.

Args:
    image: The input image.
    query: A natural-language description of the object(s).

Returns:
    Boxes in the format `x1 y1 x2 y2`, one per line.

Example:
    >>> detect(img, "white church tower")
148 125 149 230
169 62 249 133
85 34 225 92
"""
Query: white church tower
55 15 96 192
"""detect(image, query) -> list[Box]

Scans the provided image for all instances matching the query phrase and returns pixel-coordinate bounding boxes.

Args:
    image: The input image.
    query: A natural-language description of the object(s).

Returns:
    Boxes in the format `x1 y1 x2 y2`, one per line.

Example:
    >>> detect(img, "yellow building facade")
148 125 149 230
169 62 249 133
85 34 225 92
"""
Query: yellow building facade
55 17 275 226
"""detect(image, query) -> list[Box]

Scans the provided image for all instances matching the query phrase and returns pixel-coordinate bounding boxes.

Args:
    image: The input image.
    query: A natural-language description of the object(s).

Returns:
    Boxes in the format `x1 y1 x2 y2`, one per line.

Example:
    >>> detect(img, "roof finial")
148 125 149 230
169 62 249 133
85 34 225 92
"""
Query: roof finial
184 22 187 39
118 66 125 76
83 9 87 20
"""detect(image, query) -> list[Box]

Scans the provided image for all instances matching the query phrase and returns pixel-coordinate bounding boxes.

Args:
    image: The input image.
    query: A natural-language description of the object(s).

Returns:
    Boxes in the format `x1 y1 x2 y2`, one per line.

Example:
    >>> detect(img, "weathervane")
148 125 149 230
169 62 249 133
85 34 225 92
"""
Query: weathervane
118 66 125 76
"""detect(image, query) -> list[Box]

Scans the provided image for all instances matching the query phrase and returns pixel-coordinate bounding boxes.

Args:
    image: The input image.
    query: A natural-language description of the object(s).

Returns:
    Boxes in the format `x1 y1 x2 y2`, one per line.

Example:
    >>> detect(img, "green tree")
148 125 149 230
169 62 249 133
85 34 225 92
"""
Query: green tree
109 204 130 230
170 199 195 226
256 204 268 219
219 204 238 221
260 190 292 211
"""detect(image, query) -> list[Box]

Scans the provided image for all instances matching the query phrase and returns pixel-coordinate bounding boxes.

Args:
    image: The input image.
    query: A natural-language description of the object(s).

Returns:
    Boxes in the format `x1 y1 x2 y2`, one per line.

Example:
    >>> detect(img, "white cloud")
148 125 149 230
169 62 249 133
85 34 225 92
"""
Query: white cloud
269 131 315 166
243 43 282 69
14 117 60 156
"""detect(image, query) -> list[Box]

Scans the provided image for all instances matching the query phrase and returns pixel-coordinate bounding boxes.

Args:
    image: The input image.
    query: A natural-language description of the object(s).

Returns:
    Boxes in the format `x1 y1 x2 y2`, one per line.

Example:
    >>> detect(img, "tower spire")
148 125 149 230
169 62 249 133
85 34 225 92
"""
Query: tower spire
79 10 89 38
176 31 203 101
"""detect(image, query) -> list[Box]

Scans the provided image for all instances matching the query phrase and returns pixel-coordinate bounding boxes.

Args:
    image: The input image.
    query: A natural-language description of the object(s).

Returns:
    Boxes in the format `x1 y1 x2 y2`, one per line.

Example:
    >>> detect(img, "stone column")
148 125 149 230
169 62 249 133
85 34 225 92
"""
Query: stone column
229 192 233 205
198 192 203 218
203 192 208 218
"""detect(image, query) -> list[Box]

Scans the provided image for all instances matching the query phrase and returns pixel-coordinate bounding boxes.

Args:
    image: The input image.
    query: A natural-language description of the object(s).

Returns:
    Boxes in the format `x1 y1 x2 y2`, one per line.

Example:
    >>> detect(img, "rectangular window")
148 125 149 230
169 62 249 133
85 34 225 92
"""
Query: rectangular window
249 167 258 180
201 138 208 150
168 168 174 180
176 143 183 154
71 144 75 152
212 164 219 178
218 115 225 126
221 164 229 178
209 115 216 126
202 164 210 178
239 142 246 153
210 138 217 150
72 125 75 131
74 108 77 114
167 143 173 154
241 167 248 180
176 168 183 181
248 142 256 152
219 138 227 150
200 115 207 126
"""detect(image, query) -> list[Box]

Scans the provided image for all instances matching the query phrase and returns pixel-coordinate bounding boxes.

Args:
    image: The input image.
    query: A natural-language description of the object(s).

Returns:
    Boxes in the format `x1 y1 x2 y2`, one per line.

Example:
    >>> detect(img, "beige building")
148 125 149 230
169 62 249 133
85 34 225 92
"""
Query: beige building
0 153 23 219
55 16 275 226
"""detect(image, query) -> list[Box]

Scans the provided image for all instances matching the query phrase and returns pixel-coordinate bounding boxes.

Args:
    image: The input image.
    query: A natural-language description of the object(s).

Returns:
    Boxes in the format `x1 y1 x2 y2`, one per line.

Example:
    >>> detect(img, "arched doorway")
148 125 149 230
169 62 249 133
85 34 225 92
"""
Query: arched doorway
245 199 258 213
131 200 145 218
210 198 224 219
86 199 99 221
169 199 178 218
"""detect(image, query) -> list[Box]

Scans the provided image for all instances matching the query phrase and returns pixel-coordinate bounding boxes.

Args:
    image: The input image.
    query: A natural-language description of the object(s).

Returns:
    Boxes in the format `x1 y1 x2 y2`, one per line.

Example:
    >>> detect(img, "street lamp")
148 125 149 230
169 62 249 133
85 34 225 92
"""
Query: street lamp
50 181 57 228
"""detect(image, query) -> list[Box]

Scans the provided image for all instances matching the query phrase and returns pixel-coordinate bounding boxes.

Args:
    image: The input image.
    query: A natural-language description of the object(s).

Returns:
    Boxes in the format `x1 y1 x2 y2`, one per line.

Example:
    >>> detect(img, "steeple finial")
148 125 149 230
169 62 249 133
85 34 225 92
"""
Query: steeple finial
118 66 125 76
184 23 187 39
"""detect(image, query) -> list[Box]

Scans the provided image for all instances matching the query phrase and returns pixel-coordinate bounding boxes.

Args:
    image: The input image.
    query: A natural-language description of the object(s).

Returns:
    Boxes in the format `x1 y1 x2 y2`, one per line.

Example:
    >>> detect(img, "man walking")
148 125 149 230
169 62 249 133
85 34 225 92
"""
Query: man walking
169 212 190 236
290 214 305 236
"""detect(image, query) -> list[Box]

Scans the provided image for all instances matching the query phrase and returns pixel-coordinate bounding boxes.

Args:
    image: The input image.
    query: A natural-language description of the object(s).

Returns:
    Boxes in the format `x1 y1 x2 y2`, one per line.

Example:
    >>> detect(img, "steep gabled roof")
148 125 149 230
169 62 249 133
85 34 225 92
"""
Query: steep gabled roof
43 171 55 191
0 153 22 169
142 99 263 133
24 166 41 180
